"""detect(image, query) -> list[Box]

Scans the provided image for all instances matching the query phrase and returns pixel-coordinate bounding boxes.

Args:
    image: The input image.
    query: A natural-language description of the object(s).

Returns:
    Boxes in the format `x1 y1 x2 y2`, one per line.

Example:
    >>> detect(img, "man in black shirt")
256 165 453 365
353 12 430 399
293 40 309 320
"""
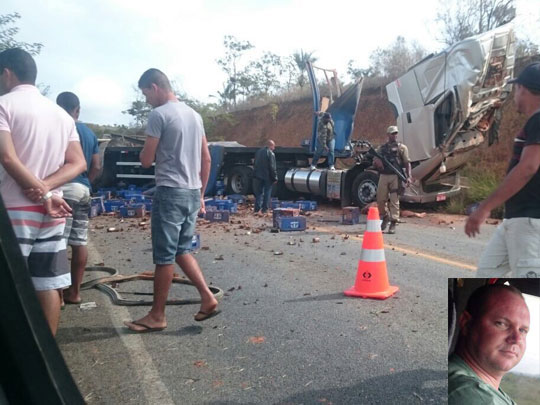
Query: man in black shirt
253 140 277 214
465 62 540 277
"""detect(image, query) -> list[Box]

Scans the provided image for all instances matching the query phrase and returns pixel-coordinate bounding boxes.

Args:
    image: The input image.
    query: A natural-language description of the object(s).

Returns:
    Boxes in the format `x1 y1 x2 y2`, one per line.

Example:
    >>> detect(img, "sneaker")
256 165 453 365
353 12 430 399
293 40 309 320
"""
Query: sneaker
388 221 397 234
329 166 336 170
381 216 389 231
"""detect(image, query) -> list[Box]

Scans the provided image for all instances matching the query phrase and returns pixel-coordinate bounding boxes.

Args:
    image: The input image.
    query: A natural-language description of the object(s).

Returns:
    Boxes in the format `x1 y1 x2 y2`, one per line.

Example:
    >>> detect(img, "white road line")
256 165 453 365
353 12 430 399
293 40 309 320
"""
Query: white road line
87 242 174 405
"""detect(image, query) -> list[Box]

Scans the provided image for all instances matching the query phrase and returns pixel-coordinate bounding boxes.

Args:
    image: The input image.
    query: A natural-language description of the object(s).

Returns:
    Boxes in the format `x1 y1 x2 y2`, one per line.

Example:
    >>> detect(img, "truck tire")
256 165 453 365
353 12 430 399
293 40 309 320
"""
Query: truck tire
226 166 253 195
351 171 379 207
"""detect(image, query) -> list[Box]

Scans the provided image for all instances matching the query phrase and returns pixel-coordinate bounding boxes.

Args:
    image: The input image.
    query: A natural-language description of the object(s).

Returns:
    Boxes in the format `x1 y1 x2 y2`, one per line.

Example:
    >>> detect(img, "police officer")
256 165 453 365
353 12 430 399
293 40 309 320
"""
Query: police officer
373 125 412 234
310 112 335 170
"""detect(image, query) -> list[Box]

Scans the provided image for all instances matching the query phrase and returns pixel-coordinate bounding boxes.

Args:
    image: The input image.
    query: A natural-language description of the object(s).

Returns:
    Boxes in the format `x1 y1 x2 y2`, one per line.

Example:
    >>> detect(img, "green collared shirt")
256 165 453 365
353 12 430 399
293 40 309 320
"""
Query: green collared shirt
448 354 516 405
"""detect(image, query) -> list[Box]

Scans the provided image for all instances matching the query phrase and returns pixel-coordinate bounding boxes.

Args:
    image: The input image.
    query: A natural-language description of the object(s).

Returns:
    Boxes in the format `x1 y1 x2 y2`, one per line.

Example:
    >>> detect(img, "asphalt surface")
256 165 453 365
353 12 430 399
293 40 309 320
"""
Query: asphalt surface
56 203 496 404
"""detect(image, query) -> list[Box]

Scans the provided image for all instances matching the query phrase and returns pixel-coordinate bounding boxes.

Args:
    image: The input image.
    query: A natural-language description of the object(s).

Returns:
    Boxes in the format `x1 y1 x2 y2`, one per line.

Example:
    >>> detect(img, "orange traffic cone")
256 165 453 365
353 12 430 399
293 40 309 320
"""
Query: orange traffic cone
344 206 399 299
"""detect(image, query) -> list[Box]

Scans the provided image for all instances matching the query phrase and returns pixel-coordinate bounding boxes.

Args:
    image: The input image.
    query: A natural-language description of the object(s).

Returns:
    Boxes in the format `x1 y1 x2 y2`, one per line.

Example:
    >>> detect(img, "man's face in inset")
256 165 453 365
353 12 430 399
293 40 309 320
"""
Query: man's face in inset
463 290 529 374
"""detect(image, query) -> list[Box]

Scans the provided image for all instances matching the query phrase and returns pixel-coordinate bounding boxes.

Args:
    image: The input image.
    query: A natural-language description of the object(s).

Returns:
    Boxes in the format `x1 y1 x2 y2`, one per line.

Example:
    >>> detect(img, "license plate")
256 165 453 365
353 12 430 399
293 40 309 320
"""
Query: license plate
436 194 447 202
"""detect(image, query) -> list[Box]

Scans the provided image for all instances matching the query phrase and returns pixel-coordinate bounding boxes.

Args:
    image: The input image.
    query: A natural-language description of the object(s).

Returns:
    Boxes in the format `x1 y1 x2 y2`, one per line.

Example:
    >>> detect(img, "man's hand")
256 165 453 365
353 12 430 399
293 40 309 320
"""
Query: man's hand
23 186 47 203
199 196 206 215
406 177 413 187
465 202 490 237
44 195 72 218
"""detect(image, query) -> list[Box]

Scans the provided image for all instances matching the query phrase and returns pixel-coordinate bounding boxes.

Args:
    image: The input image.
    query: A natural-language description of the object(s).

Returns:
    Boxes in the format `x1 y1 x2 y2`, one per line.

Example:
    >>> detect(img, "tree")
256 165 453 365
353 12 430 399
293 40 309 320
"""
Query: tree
436 0 515 46
346 60 374 82
0 12 43 54
249 52 284 97
216 35 254 108
369 36 427 81
292 50 318 89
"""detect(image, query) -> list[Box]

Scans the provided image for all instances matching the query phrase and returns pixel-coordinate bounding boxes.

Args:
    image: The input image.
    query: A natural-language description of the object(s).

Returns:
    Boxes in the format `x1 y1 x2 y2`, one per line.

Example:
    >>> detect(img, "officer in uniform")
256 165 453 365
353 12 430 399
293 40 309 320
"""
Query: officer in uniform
373 125 412 234
311 112 336 170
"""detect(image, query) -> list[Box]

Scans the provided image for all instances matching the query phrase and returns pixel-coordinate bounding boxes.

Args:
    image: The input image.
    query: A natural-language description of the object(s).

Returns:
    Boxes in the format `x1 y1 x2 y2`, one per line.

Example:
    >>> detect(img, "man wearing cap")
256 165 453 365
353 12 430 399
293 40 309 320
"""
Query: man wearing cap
465 62 540 278
373 126 412 234
310 112 336 170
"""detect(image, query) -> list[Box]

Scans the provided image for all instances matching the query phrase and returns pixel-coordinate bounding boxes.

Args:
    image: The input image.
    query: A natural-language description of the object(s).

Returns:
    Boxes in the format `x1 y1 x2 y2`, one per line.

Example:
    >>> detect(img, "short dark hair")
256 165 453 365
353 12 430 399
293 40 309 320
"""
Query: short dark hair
138 68 171 91
465 284 524 321
0 48 37 84
56 91 80 114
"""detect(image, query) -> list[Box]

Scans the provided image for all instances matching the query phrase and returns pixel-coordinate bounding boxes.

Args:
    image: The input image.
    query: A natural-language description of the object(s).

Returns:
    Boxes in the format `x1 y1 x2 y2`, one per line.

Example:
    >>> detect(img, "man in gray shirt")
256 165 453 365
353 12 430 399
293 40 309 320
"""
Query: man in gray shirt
124 69 218 332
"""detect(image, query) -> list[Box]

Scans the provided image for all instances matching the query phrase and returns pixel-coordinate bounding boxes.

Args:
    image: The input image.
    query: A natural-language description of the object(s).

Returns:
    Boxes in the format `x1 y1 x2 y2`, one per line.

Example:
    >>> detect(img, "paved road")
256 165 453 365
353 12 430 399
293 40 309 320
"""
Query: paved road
57 204 496 404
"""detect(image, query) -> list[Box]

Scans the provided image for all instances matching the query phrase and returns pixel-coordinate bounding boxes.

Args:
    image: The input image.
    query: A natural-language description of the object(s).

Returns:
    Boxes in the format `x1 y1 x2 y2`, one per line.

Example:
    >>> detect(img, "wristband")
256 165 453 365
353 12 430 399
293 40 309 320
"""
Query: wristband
41 191 53 202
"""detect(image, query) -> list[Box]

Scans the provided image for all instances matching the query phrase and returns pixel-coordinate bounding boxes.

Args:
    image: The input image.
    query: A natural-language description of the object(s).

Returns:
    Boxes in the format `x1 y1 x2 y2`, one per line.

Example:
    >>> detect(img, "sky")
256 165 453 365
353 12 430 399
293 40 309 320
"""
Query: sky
3 0 540 126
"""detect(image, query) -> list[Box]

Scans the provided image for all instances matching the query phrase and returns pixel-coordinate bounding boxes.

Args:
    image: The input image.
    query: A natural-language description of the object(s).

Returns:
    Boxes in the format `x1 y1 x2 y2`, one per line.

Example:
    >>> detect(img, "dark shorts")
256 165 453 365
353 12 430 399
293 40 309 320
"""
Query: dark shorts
8 205 70 291
151 186 200 264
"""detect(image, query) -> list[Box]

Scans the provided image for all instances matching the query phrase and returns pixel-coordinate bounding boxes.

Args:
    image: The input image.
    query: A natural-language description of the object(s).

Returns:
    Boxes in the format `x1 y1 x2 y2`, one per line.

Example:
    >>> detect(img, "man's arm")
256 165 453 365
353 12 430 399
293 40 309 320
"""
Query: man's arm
88 153 101 183
42 140 86 190
140 136 159 168
269 150 277 183
199 136 211 214
465 144 540 237
0 130 48 192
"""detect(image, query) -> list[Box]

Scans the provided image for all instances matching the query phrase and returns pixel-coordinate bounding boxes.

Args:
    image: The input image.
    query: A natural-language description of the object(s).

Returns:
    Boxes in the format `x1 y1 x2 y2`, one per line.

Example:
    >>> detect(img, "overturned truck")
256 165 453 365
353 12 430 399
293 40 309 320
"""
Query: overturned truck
96 24 515 207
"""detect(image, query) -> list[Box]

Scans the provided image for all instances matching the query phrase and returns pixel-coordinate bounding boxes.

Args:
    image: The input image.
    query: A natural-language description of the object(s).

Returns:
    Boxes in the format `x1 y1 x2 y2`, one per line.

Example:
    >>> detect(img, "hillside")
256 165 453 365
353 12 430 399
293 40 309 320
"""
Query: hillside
210 90 525 179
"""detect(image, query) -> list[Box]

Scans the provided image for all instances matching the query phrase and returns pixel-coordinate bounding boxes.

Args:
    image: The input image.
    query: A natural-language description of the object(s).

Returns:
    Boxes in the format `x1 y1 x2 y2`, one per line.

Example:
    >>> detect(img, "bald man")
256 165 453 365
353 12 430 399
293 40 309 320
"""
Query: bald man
253 140 277 214
448 284 530 405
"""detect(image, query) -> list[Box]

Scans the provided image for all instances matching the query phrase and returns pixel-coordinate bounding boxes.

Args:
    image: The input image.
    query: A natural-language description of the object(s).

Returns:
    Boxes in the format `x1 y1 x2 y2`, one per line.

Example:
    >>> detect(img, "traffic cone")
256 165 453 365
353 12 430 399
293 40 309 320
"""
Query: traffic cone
344 206 399 299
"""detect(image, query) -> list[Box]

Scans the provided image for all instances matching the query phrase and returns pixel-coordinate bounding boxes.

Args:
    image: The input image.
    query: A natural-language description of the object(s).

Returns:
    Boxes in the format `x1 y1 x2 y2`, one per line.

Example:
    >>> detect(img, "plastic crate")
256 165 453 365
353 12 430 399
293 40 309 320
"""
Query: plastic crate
205 210 230 222
119 203 145 218
227 194 246 204
278 216 306 231
280 201 301 209
89 204 100 218
342 206 360 225
103 200 124 212
296 200 317 211
272 208 300 228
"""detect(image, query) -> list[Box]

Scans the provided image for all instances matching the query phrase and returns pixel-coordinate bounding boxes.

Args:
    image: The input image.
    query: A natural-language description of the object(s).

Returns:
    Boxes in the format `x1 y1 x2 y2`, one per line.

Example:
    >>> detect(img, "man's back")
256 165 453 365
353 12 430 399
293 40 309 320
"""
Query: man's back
70 122 99 189
0 85 77 207
145 100 203 189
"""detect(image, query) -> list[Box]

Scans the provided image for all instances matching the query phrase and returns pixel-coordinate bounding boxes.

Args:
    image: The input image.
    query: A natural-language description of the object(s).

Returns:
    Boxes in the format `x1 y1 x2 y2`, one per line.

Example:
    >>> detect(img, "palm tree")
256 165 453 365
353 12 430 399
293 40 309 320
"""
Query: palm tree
293 50 318 89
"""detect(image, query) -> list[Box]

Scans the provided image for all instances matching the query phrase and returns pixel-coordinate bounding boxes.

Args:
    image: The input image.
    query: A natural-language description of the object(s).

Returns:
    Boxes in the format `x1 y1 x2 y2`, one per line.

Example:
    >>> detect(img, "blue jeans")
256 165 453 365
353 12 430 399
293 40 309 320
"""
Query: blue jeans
253 178 273 212
312 138 335 167
151 186 200 264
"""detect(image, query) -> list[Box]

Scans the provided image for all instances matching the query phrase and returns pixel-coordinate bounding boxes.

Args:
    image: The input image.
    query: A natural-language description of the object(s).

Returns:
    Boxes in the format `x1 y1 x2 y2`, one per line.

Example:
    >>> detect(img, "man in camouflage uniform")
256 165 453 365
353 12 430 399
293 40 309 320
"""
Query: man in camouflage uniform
310 112 335 170
374 125 412 234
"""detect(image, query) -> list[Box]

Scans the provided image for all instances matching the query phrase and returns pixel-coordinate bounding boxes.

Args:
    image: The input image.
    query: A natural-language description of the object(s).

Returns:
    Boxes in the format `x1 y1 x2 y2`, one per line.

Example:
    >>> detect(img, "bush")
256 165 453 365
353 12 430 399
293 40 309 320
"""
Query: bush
441 165 505 218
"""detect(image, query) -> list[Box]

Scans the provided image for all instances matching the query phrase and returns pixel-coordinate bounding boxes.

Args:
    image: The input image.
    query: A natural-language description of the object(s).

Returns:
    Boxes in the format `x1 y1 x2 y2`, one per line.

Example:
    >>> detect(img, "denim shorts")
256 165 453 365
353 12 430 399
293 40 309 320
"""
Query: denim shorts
151 186 200 264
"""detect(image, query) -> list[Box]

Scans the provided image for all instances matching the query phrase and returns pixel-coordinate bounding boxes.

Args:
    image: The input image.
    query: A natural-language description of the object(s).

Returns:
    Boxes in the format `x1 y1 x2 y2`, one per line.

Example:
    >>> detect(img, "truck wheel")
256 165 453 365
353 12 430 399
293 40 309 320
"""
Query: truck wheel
226 166 253 195
351 171 379 207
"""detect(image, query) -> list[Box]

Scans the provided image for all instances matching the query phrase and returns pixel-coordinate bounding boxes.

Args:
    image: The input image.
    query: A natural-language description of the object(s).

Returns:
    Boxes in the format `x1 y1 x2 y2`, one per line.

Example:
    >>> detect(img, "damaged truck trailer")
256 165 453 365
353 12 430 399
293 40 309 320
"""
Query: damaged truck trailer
95 24 515 208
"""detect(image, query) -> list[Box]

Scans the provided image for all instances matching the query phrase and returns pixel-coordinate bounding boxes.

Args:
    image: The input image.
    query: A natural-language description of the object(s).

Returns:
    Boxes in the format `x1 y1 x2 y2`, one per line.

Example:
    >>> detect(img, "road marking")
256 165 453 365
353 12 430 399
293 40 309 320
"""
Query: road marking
87 242 174 405
316 225 477 271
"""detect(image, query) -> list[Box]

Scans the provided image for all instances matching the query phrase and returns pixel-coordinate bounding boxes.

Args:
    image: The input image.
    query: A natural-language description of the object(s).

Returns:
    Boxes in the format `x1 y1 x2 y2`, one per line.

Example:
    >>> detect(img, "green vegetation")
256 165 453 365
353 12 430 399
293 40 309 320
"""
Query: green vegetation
441 165 505 218
500 372 540 405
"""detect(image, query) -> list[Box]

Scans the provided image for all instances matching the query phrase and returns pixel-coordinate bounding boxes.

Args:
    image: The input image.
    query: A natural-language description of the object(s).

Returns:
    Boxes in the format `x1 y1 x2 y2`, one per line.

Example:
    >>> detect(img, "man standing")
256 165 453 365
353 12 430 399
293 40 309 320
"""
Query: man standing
373 125 412 234
124 68 217 333
310 112 335 170
465 63 540 278
448 284 529 404
0 48 86 335
253 139 277 214
56 92 101 305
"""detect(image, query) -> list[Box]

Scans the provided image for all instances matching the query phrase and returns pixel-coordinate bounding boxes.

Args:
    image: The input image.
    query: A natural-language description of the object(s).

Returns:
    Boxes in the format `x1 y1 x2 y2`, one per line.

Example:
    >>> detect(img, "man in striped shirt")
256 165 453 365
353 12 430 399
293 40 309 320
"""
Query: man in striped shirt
0 48 86 335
